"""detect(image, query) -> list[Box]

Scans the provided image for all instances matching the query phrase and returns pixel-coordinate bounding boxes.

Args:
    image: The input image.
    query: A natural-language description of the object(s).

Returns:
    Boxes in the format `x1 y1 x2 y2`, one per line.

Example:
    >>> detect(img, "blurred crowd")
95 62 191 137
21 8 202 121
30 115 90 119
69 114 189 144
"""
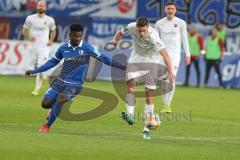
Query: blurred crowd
10 0 37 14
185 23 227 88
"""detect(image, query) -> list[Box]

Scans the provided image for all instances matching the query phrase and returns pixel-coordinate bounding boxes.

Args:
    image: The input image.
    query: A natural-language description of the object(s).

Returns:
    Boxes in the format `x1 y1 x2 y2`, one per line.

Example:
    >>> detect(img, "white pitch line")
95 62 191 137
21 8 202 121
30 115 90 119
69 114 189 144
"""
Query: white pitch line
0 129 240 143
193 118 240 126
0 122 240 143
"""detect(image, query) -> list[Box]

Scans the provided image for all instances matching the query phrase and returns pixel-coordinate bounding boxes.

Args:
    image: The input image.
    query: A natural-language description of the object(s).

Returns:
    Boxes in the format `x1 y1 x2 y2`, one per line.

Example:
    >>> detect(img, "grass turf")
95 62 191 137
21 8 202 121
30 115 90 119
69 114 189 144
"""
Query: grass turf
0 75 239 160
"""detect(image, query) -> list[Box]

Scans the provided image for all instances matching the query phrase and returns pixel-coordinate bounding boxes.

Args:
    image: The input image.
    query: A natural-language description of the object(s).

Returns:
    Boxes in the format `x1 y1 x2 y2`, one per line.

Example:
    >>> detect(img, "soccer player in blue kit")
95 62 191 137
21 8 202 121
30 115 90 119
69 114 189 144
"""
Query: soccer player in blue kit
25 24 126 133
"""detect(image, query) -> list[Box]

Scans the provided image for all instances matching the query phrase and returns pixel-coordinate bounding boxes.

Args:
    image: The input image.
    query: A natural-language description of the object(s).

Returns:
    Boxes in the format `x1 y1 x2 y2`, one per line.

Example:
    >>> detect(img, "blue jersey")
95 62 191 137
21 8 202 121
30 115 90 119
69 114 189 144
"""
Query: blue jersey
32 41 125 86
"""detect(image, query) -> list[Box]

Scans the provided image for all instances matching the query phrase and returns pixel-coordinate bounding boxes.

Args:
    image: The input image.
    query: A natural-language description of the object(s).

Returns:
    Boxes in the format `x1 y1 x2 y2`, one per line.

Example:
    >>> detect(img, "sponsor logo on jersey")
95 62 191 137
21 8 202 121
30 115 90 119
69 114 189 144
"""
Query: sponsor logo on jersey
65 57 86 62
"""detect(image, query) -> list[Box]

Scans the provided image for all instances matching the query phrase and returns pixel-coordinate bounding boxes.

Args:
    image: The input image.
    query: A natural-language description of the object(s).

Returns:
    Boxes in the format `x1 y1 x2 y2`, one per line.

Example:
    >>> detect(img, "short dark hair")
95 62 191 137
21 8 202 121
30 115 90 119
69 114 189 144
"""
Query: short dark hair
70 24 84 32
165 2 176 7
136 17 149 27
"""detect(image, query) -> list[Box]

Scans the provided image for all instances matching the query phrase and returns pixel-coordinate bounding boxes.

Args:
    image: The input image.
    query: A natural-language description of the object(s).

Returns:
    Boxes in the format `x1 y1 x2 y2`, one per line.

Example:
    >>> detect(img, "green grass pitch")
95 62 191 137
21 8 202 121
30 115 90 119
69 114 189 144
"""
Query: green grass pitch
0 75 239 160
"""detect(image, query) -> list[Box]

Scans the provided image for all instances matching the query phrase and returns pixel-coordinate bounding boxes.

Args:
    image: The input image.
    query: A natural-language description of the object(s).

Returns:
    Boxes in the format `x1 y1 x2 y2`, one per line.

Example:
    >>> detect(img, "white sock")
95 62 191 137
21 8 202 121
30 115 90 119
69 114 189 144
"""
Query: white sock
162 85 175 106
143 126 150 132
143 104 154 133
35 73 43 90
144 104 154 115
126 105 134 115
42 74 48 80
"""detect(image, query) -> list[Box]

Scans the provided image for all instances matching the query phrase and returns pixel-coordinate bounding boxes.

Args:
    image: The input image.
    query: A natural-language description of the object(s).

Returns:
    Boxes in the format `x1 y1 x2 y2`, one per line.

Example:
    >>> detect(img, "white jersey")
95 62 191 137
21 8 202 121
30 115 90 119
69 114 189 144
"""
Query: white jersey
23 14 56 48
121 22 165 64
155 17 190 57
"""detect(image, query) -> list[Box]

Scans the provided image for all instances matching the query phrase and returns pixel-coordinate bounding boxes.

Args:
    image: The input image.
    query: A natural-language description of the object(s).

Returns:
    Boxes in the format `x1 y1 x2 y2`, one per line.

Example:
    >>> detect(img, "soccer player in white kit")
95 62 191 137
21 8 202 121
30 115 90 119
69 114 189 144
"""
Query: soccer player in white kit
155 2 191 113
110 17 175 139
22 0 56 95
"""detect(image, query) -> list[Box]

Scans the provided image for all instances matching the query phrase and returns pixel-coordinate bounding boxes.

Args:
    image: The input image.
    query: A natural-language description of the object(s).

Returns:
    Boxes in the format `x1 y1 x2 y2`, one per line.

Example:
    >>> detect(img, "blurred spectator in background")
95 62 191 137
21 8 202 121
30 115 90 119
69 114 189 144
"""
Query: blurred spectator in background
22 0 56 95
204 27 224 88
216 22 227 49
26 0 37 12
184 25 204 87
0 18 10 39
19 0 37 14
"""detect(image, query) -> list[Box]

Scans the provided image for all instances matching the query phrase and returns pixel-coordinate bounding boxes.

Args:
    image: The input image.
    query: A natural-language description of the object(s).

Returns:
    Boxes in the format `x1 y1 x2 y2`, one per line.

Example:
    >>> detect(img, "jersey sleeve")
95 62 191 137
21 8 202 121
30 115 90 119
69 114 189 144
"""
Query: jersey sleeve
197 35 204 50
32 58 60 74
180 21 190 57
23 16 31 29
151 30 166 52
86 44 101 58
87 44 125 70
218 38 225 52
32 45 63 74
53 46 63 61
120 22 136 36
154 21 161 37
49 17 56 31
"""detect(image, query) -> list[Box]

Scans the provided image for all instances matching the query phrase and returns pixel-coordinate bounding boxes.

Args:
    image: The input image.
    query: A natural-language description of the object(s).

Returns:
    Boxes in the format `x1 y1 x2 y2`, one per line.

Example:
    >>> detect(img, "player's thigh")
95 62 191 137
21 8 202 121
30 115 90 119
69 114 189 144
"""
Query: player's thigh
127 63 159 92
56 85 82 104
167 52 181 76
126 63 149 81
126 63 148 92
42 79 65 108
42 88 59 109
29 48 38 67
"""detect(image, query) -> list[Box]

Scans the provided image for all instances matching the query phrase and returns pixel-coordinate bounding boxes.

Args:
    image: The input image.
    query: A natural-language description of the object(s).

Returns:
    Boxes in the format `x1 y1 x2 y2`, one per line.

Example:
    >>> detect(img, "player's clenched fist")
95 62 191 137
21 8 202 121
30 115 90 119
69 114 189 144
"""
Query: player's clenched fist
25 70 34 76
109 39 118 46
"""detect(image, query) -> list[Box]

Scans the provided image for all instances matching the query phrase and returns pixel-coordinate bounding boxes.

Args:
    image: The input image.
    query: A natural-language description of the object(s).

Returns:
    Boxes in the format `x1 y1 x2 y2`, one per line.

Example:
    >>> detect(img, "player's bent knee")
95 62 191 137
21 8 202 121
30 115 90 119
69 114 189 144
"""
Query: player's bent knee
146 97 153 104
128 87 135 93
41 100 51 109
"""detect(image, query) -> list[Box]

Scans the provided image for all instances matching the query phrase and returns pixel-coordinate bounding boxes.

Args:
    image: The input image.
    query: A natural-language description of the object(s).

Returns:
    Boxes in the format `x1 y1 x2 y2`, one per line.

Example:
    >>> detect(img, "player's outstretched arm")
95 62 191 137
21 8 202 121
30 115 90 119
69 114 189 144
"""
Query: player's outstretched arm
25 70 34 76
25 58 60 76
47 30 57 46
89 44 126 71
181 22 191 65
97 52 126 71
110 31 123 46
160 48 175 84
22 28 35 42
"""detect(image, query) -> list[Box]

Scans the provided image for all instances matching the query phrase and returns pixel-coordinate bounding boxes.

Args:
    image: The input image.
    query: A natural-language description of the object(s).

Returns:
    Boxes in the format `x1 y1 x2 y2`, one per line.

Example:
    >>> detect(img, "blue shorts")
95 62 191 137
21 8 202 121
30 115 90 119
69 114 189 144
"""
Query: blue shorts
43 79 82 103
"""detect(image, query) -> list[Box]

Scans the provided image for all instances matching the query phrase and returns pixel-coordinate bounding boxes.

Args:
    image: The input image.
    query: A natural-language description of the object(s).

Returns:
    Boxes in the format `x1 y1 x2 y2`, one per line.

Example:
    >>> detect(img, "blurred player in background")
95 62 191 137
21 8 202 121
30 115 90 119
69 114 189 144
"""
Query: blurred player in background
184 25 204 87
204 27 224 87
110 17 175 140
216 22 227 49
22 0 56 95
25 24 126 133
155 2 190 113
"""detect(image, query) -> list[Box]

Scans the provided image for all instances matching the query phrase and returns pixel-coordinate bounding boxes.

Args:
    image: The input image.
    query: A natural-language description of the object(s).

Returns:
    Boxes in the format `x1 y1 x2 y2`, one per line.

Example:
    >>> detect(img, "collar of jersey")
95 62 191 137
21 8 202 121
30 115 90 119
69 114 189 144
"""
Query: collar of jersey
68 40 83 50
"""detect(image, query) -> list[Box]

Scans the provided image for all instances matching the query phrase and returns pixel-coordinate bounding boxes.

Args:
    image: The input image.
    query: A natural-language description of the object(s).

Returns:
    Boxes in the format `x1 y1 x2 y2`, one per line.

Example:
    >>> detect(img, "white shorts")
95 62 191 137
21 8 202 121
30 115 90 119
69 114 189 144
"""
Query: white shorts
126 63 168 90
126 70 157 90
166 49 181 76
30 47 50 67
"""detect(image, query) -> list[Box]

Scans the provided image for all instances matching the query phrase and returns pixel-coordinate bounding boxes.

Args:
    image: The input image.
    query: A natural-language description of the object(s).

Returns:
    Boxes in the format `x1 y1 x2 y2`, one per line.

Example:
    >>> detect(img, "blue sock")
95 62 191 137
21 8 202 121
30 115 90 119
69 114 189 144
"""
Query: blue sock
46 103 63 127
